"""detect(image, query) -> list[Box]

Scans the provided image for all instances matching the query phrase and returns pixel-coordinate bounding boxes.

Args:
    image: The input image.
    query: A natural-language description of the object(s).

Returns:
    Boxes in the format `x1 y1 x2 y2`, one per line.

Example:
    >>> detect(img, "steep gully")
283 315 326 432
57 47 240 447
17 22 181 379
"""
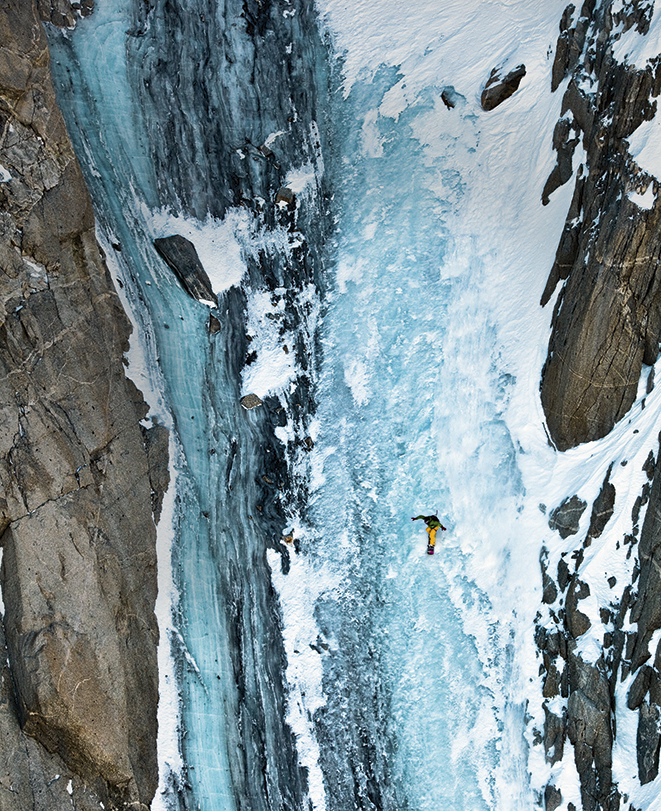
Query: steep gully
2 0 661 810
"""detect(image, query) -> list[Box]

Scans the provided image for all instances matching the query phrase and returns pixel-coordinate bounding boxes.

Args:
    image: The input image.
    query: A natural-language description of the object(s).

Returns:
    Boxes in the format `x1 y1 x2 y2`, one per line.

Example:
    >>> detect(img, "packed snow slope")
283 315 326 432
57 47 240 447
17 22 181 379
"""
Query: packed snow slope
43 1 661 811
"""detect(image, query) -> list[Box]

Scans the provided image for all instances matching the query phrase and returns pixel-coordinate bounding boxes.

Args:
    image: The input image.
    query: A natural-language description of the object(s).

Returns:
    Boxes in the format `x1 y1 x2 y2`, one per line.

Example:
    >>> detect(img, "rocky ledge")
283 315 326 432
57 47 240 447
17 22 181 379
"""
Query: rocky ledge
0 2 166 809
536 444 661 811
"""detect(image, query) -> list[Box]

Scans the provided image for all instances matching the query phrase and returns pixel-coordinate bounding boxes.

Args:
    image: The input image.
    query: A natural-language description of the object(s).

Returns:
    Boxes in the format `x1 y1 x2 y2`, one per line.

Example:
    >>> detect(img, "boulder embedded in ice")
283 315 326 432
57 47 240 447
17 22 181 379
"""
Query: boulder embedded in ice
480 64 526 112
440 88 456 109
209 313 221 334
154 235 218 306
240 393 263 409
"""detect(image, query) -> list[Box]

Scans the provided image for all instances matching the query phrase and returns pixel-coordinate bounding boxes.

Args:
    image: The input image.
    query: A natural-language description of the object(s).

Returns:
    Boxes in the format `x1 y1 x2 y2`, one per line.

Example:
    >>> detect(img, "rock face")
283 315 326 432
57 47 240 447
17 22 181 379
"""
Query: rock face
0 2 164 809
540 0 661 451
536 447 661 807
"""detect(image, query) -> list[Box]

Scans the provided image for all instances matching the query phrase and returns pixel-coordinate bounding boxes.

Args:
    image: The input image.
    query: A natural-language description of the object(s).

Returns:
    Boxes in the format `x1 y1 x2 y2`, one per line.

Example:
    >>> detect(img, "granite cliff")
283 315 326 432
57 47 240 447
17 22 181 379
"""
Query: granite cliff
0 2 166 809
537 2 661 810
541 0 661 452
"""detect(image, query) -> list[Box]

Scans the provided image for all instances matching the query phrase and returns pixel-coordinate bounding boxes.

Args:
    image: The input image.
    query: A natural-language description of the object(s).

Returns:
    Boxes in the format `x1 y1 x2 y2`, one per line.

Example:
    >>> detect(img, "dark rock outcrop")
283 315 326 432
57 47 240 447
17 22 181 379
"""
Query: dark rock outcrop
631 436 661 671
549 494 587 538
540 0 661 450
480 64 526 111
154 234 218 306
637 701 661 784
566 657 614 811
37 0 94 28
536 443 661 806
0 2 163 808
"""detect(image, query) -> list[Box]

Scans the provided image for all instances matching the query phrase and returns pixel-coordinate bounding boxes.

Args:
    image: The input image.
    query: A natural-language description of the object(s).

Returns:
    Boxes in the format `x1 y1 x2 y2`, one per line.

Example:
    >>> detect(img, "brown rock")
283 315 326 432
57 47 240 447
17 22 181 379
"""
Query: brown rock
241 392 263 409
480 64 526 111
0 2 162 808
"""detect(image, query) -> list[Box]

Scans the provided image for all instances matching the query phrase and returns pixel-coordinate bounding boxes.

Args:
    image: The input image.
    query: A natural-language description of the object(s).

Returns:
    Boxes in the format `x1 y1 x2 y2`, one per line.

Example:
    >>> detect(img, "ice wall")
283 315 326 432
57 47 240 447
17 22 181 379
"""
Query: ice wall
47 1 333 809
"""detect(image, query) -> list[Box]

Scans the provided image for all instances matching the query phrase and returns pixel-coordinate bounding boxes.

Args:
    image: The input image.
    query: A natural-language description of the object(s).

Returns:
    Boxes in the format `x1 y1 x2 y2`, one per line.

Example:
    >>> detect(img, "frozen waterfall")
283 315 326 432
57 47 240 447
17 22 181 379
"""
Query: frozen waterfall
46 1 661 810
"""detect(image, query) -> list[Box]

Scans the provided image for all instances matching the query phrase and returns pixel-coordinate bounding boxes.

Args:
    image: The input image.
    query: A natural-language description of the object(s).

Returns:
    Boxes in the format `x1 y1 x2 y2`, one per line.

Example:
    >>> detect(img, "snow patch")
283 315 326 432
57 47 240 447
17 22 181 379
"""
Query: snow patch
611 4 661 68
629 184 656 209
628 115 661 183
266 548 340 811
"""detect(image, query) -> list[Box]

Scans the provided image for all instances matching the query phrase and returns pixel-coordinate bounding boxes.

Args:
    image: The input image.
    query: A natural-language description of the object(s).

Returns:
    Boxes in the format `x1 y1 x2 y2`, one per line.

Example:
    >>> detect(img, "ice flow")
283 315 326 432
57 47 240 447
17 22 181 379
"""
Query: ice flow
43 1 599 810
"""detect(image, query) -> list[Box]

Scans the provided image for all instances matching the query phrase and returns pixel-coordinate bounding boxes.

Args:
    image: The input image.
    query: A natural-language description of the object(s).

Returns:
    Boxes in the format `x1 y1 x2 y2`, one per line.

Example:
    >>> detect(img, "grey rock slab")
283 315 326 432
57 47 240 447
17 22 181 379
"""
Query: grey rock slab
0 1 163 807
637 701 661 784
154 234 218 306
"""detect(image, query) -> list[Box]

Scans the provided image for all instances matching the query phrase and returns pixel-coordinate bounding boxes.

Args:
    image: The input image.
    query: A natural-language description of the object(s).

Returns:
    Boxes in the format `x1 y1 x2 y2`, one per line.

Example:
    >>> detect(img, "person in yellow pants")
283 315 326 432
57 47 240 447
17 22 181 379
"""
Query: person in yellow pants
411 514 447 555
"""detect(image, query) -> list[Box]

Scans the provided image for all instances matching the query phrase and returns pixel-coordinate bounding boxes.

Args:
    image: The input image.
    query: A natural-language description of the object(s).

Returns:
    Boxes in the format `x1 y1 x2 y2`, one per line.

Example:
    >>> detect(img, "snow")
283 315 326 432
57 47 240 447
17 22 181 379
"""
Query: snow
242 290 297 398
0 164 11 182
628 114 661 182
266 548 340 811
611 3 661 68
615 6 661 185
628 184 656 209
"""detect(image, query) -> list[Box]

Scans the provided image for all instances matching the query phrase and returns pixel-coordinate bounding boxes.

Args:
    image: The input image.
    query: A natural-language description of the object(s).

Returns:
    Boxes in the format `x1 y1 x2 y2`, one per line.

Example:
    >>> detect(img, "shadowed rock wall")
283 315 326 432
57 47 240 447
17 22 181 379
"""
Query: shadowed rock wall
0 2 165 809
541 0 661 451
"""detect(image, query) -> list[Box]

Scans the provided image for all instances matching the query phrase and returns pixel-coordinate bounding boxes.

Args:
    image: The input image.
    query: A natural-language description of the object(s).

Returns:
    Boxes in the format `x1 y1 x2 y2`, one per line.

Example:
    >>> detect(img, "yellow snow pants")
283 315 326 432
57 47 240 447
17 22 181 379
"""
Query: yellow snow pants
426 526 438 547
